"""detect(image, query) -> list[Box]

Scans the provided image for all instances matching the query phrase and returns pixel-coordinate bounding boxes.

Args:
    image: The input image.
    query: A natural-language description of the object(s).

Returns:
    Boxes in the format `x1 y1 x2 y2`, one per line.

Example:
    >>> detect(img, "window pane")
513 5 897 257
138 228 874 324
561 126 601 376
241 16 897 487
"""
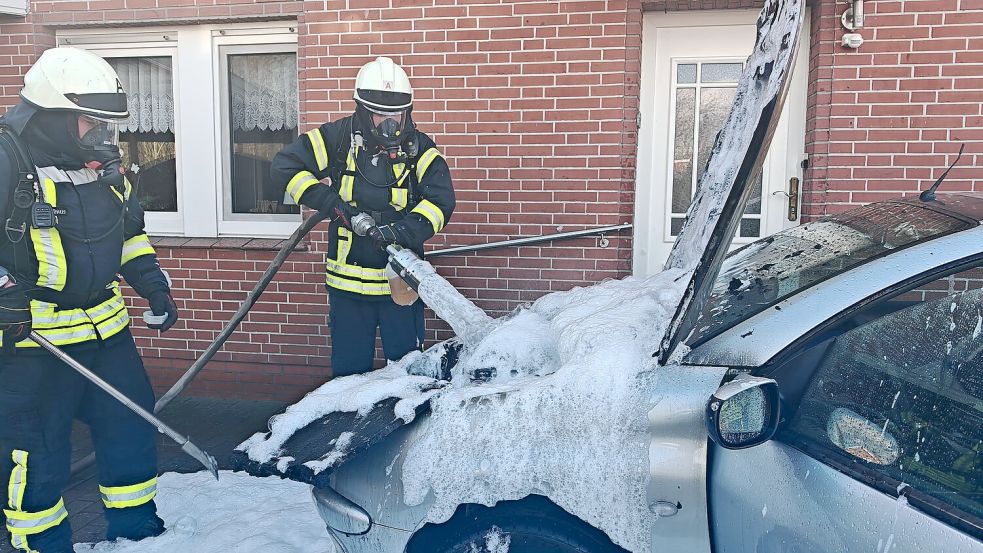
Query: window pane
676 63 697 84
701 62 743 83
228 52 299 215
671 88 696 216
108 57 177 212
788 274 983 519
739 218 760 238
697 87 737 178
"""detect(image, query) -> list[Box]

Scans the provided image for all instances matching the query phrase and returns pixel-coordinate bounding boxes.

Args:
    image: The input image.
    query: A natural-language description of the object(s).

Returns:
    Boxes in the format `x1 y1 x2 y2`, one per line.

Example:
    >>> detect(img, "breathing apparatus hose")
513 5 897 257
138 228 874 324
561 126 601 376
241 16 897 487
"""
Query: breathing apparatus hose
70 209 329 475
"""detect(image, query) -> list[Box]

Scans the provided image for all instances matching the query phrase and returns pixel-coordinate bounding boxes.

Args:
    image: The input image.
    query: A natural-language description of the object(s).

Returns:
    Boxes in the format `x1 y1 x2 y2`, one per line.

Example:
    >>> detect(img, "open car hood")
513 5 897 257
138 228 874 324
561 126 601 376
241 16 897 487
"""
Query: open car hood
657 0 804 363
231 0 805 485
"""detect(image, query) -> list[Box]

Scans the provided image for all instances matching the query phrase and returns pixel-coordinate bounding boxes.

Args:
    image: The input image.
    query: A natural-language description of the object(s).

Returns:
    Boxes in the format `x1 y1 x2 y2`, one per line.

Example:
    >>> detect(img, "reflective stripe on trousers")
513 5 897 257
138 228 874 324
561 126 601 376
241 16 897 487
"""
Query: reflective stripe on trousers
100 477 158 509
4 450 68 552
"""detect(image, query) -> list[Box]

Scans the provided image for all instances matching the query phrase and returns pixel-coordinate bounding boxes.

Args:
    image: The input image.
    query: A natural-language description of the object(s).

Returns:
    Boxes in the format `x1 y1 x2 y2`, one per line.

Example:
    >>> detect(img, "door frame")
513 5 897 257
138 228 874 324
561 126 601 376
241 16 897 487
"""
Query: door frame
633 9 811 277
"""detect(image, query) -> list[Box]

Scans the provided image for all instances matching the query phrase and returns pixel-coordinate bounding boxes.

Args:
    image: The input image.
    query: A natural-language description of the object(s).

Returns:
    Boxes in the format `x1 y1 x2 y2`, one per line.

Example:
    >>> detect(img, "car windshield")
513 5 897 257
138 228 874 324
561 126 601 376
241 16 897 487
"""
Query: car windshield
686 201 974 348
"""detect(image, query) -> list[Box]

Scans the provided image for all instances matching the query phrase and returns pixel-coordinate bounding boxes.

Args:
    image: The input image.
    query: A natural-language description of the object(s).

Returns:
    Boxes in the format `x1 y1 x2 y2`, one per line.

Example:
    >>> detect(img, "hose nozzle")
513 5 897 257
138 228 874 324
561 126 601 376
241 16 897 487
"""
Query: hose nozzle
351 212 376 237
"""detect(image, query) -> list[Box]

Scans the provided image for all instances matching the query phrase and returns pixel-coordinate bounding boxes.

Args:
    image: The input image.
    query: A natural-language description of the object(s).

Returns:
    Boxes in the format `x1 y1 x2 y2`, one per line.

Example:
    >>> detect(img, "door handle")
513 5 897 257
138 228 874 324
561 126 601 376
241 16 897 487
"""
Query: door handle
786 176 799 221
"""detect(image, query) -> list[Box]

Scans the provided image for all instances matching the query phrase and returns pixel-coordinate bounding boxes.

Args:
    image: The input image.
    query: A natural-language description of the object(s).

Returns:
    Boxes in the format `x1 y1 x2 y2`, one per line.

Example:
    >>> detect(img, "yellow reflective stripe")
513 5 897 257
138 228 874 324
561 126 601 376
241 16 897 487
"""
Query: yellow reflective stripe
15 288 129 348
415 147 441 181
286 171 320 204
31 179 66 292
411 199 446 233
324 258 387 281
4 497 68 536
393 162 409 188
390 188 409 210
7 450 28 511
324 257 390 295
121 234 155 265
339 148 356 202
337 227 352 265
100 477 158 509
306 129 329 171
325 274 391 295
123 178 133 199
10 533 34 552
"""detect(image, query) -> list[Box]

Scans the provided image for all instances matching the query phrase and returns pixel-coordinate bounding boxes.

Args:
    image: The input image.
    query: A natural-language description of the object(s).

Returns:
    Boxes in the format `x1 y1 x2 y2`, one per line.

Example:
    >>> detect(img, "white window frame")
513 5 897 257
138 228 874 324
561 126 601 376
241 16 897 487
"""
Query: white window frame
57 23 300 238
214 35 300 237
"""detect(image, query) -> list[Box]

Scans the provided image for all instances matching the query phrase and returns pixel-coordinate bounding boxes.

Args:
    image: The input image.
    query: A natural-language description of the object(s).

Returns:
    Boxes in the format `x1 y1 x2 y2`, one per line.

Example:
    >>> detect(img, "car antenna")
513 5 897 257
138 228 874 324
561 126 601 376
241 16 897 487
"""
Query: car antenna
919 143 965 202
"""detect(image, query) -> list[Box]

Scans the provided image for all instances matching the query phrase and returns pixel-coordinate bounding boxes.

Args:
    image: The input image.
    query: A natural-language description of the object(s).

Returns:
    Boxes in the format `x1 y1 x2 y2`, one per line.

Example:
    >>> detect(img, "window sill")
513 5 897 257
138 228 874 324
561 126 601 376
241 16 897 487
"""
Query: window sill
149 236 310 252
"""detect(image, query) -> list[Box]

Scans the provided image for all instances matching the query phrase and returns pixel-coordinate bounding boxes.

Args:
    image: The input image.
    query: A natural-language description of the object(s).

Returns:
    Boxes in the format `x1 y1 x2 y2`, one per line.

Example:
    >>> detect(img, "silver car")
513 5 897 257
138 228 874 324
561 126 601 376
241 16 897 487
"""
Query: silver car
310 193 983 553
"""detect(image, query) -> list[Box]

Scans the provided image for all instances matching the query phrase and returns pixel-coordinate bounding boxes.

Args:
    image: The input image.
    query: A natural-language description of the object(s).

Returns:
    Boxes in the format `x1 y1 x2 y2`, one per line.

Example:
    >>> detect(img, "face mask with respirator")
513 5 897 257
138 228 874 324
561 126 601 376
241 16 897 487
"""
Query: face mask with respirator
75 115 125 189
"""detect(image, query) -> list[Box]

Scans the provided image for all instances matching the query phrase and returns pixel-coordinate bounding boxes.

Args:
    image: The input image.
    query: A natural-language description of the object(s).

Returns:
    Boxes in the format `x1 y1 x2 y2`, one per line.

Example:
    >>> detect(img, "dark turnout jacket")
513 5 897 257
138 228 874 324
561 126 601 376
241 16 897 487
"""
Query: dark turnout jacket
271 115 455 299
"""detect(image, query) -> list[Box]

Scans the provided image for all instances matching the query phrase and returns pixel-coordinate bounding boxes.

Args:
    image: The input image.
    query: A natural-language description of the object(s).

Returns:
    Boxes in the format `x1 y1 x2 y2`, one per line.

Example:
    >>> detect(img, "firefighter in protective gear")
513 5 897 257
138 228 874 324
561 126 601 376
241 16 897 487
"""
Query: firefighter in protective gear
0 47 178 551
271 56 455 377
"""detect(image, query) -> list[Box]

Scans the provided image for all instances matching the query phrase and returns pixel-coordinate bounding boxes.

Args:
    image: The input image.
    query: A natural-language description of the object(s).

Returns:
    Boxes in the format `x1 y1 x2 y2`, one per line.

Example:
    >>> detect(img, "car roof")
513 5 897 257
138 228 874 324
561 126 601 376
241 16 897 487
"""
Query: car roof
896 192 983 224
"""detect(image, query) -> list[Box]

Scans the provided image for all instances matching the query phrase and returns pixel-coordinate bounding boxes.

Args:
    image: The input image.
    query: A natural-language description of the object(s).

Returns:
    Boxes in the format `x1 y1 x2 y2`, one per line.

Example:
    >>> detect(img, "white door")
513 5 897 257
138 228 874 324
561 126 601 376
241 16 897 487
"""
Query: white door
633 10 810 276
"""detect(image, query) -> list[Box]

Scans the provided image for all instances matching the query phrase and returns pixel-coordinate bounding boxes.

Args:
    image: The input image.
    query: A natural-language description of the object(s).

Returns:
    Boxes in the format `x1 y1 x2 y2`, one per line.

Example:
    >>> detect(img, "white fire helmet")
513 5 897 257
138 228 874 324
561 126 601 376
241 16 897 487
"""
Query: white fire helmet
20 47 128 120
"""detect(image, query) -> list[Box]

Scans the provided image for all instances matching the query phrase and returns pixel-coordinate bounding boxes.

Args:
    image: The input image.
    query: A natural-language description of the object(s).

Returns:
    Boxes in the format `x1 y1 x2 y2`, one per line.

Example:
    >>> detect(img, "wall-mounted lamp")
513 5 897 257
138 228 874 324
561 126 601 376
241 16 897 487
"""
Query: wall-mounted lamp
841 0 865 49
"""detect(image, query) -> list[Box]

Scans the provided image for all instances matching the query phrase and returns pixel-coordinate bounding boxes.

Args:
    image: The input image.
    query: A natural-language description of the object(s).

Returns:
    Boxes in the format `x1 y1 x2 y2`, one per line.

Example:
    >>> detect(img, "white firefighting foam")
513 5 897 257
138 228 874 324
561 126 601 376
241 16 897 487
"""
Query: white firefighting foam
75 472 339 553
400 269 690 553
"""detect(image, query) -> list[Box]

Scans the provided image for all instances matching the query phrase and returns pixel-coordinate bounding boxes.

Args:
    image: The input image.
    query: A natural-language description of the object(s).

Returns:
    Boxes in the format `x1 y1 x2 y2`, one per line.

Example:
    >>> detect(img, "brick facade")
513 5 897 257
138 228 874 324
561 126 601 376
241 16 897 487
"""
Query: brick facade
0 0 980 401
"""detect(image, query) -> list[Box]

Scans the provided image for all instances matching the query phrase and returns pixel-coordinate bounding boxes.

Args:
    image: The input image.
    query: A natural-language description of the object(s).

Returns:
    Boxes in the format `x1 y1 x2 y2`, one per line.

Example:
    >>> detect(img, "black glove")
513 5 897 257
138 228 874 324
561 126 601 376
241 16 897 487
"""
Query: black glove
329 201 359 231
300 187 357 230
148 291 179 332
0 270 31 345
367 223 414 251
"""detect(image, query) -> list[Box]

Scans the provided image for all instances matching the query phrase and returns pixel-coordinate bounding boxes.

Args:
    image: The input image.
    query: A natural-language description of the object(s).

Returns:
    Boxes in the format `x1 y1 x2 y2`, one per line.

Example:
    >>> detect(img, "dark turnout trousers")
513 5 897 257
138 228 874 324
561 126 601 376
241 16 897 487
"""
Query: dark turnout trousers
328 290 426 377
0 330 163 552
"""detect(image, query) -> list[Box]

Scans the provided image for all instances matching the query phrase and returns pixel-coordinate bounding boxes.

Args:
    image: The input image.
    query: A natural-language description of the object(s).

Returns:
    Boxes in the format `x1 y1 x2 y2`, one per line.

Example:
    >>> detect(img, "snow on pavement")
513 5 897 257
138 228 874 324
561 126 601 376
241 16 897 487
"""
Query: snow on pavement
75 471 337 553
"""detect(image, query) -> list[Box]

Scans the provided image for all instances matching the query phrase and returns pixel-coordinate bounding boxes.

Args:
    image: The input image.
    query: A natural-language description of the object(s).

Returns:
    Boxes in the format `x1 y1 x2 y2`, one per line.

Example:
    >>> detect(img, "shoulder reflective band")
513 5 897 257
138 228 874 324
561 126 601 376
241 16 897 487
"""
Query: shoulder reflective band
30 178 67 291
4 498 68 537
415 147 441 181
306 128 329 171
100 477 158 509
121 233 155 265
286 170 320 205
411 199 446 233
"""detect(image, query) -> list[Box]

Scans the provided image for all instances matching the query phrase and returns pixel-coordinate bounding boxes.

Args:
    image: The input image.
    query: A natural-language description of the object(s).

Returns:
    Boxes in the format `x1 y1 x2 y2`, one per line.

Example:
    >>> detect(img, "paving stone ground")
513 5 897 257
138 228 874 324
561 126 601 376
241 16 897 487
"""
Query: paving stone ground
0 395 288 552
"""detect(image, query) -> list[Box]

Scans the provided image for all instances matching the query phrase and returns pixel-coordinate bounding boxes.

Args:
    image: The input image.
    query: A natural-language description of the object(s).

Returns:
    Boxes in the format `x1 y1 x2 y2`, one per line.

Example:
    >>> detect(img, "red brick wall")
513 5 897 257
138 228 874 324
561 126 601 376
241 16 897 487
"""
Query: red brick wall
3 0 979 401
802 0 983 218
0 1 642 401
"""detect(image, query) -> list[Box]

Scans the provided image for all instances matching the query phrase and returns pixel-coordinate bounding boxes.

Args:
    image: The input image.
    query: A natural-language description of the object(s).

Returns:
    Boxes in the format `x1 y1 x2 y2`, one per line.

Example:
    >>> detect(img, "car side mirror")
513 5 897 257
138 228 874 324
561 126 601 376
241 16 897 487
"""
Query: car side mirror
706 373 781 449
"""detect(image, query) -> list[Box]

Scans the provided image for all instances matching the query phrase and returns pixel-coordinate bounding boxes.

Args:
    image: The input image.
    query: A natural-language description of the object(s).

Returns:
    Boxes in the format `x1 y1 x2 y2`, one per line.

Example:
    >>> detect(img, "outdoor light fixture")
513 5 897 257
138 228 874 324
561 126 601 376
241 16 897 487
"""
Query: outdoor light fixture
841 0 865 49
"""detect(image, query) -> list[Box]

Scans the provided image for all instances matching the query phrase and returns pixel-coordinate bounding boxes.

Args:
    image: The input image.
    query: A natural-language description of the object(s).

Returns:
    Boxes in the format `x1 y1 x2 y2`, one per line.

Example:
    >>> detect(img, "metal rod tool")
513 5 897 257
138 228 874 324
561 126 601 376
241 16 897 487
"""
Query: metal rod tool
31 332 220 480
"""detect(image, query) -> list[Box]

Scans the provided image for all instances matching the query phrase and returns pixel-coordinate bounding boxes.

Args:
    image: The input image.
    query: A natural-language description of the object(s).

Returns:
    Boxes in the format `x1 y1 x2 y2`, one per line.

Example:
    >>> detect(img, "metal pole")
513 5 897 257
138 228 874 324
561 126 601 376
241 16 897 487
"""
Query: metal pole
71 210 329 475
31 332 220 480
427 223 632 257
154 210 328 411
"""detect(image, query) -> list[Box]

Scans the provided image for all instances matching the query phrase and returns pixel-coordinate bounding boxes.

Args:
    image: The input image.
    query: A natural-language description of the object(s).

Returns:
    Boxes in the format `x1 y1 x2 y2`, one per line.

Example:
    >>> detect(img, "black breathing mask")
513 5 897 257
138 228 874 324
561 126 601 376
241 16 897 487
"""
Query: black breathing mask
72 115 126 191
356 104 418 163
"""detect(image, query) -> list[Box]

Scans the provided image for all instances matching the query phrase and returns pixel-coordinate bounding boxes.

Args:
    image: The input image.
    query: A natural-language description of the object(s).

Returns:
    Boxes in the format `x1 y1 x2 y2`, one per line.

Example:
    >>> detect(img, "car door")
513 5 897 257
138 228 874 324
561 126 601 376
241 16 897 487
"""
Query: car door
708 260 983 553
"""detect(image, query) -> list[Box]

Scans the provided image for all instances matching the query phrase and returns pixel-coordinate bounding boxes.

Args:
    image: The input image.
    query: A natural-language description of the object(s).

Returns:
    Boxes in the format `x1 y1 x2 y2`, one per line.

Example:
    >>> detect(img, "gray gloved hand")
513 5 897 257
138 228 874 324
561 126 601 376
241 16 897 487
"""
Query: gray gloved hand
148 291 178 332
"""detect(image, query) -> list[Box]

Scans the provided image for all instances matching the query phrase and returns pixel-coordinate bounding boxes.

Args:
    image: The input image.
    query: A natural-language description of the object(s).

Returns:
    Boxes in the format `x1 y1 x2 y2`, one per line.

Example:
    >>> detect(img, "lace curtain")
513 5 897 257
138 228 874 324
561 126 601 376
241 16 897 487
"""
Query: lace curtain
109 54 298 134
230 53 298 132
109 57 175 134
